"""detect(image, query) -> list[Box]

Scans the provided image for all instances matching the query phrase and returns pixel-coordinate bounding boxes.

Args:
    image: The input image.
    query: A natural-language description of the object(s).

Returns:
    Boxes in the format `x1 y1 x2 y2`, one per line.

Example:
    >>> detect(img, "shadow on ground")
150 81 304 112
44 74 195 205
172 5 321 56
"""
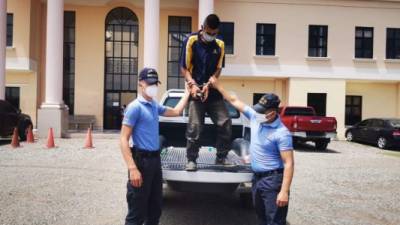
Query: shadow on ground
161 190 258 225
294 142 340 154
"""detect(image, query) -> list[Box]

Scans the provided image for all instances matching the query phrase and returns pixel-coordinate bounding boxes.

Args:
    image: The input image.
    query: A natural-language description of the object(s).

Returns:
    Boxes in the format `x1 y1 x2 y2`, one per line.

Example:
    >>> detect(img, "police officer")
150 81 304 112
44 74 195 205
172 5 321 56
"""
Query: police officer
210 77 295 225
120 68 190 225
180 14 232 171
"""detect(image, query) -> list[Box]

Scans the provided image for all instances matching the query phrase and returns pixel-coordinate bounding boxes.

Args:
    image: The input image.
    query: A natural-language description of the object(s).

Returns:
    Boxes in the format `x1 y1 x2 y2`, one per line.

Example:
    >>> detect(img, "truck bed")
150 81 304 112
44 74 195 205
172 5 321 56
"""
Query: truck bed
161 147 252 193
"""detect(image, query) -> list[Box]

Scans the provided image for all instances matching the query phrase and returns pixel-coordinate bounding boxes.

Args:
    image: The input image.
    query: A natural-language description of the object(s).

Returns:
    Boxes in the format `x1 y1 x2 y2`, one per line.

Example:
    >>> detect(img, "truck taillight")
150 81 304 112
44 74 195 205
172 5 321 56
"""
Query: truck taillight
293 122 298 129
393 131 400 136
333 123 337 130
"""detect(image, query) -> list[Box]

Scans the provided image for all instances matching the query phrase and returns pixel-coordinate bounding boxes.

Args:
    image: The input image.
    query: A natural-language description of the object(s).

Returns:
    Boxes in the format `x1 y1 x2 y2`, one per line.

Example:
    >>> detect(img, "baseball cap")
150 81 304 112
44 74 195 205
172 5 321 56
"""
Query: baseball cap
253 93 281 114
139 67 161 85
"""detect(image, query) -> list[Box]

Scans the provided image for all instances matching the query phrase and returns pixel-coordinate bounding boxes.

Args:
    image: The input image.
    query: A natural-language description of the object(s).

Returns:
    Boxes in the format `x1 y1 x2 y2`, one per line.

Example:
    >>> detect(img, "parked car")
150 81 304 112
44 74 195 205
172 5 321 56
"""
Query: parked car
345 118 400 149
0 100 33 141
277 106 337 150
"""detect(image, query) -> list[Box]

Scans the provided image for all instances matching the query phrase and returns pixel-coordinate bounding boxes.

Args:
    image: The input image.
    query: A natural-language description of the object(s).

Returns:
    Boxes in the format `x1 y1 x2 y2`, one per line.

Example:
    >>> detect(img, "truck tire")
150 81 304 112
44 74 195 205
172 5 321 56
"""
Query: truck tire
239 192 253 209
315 139 329 150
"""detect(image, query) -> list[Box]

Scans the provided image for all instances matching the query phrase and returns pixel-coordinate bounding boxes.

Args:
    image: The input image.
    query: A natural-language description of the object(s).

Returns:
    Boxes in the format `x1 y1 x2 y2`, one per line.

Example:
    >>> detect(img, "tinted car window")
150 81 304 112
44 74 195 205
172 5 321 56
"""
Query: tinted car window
370 119 384 128
388 119 400 128
284 107 314 116
357 120 369 127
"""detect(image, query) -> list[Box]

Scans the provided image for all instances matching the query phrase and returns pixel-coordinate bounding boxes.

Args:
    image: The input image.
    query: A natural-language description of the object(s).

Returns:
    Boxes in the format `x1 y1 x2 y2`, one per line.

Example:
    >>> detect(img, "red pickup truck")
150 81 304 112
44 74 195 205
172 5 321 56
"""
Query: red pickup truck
279 106 337 150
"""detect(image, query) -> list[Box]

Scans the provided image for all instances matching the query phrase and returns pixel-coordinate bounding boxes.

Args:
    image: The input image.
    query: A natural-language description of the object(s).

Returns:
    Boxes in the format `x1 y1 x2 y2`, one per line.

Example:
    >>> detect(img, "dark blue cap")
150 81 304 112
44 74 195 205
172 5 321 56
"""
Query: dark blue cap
253 93 281 114
139 67 161 85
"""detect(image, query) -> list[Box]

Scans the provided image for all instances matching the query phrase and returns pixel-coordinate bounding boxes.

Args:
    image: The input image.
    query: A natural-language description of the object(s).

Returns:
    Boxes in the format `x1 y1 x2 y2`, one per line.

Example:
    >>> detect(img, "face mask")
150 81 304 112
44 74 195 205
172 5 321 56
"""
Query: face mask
145 85 158 99
203 32 216 42
255 113 267 124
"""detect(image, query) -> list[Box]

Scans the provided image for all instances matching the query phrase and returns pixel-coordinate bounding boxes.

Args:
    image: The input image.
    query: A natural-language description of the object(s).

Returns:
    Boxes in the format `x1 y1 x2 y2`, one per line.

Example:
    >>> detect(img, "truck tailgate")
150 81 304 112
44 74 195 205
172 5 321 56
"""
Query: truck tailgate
161 147 252 183
294 116 336 132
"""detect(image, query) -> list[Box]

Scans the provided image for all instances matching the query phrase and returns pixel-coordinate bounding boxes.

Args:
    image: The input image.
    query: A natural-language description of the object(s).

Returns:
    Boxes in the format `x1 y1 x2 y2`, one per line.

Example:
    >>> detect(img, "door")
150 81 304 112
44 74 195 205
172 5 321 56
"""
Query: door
307 93 327 116
368 119 385 143
357 119 371 142
104 7 139 129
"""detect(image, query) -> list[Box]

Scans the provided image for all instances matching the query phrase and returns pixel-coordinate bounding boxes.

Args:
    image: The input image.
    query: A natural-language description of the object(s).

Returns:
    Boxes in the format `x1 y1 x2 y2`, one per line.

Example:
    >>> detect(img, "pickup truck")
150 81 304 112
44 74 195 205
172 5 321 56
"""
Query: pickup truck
278 106 337 150
158 89 253 207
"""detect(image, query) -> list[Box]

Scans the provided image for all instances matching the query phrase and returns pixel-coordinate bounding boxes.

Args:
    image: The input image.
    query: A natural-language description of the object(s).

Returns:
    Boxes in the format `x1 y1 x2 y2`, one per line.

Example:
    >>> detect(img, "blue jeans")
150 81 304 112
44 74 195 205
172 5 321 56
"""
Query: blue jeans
252 173 288 225
125 156 162 225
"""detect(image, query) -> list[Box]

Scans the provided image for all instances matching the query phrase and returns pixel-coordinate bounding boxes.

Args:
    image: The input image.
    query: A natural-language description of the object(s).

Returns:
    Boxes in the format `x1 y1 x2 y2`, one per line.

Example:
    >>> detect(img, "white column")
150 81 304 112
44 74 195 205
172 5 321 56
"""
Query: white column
198 0 214 29
38 0 68 138
43 0 64 106
143 0 159 69
0 0 6 100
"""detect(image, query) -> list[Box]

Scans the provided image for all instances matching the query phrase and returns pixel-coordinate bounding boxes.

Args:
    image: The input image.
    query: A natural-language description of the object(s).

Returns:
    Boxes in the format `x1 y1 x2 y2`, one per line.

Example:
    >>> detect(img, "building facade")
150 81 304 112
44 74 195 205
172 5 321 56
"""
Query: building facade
1 0 400 138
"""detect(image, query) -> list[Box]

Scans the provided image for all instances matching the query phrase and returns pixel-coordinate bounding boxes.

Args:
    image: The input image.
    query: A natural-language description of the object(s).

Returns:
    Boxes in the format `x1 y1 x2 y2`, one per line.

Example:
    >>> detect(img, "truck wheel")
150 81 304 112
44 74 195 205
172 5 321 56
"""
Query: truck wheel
239 192 253 209
315 140 329 150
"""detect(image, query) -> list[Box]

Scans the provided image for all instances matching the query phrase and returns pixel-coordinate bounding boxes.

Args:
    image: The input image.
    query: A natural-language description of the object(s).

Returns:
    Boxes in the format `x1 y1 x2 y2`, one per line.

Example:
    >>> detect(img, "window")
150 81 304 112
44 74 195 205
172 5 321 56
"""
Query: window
283 107 315 116
357 119 369 127
355 27 374 58
256 23 276 55
63 11 75 115
5 87 20 109
6 13 13 47
167 16 192 90
308 25 328 57
219 22 234 54
370 119 384 128
307 93 326 116
386 28 400 59
345 96 362 126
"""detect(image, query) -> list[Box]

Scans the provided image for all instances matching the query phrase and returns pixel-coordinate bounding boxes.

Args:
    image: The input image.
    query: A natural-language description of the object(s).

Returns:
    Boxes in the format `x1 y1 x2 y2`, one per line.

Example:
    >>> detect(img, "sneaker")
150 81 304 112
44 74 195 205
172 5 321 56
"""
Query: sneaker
185 161 197 171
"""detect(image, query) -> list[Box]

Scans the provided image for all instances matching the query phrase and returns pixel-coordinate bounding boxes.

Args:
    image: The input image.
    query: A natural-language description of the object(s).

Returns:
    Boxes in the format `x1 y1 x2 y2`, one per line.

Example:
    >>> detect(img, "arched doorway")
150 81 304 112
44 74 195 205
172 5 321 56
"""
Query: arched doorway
104 7 139 129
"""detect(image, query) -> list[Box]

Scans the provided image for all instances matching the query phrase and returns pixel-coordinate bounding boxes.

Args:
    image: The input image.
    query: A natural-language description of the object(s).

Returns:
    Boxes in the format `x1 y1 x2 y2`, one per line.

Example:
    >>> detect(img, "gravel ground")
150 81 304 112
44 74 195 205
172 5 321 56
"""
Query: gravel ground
0 136 399 225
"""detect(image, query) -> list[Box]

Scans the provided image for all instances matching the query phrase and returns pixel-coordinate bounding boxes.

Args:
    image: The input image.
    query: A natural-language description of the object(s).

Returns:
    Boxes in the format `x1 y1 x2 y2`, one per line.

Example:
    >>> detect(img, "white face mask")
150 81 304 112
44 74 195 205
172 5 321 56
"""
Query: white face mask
203 32 216 42
145 85 158 99
255 113 267 124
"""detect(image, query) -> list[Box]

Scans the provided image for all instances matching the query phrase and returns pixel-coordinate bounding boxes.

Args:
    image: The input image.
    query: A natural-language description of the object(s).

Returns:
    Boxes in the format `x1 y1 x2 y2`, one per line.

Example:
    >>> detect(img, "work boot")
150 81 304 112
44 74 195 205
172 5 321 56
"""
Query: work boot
185 161 197 171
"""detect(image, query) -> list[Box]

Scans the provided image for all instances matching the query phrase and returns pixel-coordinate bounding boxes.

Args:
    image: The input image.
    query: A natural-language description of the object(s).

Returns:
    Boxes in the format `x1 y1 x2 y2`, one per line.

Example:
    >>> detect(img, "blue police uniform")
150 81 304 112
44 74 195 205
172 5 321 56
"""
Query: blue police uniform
122 95 166 225
243 105 293 225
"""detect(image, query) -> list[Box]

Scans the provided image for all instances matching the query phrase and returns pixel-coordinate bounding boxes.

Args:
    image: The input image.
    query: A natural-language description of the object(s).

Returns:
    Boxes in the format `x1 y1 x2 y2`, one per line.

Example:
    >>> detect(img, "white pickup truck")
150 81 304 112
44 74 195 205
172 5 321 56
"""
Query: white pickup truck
159 89 253 207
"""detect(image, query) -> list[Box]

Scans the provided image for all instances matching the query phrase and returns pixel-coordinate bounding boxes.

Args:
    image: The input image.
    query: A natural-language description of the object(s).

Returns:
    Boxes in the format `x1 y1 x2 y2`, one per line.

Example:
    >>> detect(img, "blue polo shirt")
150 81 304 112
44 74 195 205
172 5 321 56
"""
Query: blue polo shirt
122 95 167 151
180 32 225 101
243 106 293 172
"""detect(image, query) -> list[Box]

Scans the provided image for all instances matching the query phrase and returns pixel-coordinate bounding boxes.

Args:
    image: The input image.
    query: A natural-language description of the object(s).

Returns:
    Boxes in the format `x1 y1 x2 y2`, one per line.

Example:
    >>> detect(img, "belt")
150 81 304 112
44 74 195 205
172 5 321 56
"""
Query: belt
131 147 160 158
254 168 284 179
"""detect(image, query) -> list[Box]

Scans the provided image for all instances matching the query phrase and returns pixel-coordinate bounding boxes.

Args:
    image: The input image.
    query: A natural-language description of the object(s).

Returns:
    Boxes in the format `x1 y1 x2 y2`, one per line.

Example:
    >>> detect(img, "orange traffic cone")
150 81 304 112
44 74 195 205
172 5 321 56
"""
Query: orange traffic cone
46 128 56 148
83 127 94 149
26 125 34 143
10 127 21 148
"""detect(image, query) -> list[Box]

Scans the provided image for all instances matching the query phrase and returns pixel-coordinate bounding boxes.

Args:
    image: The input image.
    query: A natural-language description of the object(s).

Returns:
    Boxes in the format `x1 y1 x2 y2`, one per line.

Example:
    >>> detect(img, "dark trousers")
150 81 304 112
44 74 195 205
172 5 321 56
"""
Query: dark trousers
125 156 162 225
252 173 288 225
186 98 232 161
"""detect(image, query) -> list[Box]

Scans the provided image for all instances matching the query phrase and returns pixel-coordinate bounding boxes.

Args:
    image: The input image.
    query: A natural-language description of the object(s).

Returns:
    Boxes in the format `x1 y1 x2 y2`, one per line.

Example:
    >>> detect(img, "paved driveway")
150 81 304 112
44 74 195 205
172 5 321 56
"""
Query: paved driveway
0 138 399 225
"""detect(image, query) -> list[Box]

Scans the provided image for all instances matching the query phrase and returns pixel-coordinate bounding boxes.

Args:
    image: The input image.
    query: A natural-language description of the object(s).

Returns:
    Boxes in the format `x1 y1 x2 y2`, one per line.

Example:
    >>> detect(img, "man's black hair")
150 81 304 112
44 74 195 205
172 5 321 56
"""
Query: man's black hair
203 14 220 29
